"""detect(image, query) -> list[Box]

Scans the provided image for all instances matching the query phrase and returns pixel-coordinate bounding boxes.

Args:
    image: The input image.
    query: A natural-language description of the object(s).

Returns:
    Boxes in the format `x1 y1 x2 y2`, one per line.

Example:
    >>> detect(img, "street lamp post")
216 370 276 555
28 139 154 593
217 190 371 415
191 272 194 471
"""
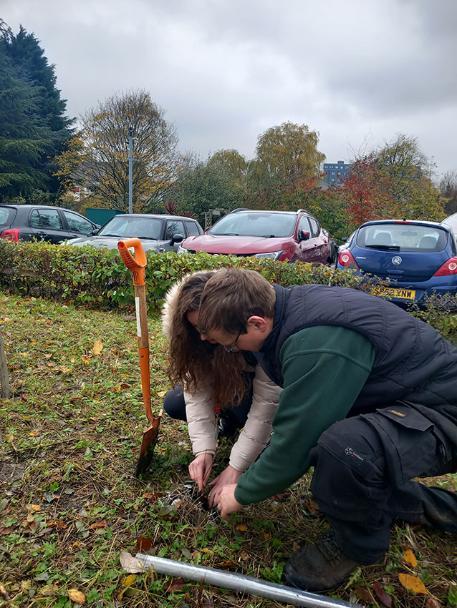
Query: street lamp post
128 127 134 214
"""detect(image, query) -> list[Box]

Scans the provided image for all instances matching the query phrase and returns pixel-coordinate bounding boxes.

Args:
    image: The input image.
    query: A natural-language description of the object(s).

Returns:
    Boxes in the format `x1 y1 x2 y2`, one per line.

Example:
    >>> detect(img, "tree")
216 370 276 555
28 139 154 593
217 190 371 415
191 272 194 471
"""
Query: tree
247 122 325 209
440 171 457 215
342 135 445 225
0 21 73 201
79 91 178 212
169 152 247 223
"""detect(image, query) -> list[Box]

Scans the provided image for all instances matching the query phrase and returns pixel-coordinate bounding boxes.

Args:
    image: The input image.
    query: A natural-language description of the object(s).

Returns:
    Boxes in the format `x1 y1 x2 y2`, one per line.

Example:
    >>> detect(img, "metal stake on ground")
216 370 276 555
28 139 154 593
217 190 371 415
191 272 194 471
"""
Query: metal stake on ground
136 554 361 608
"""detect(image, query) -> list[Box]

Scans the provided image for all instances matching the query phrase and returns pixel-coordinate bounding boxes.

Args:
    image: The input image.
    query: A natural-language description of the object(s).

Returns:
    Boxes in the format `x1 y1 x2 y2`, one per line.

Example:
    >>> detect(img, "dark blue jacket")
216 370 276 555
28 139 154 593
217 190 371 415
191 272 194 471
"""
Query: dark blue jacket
257 285 457 423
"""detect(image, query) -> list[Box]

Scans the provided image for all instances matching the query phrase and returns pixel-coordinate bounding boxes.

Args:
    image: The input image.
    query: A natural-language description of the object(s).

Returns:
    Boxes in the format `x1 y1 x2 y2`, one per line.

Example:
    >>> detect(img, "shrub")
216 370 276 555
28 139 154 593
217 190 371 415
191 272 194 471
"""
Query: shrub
0 241 456 343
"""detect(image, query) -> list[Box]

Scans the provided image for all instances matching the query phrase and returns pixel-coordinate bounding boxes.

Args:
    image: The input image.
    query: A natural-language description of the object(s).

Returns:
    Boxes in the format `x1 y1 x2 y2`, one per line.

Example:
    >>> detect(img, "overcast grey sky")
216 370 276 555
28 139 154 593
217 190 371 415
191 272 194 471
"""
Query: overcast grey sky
2 0 456 177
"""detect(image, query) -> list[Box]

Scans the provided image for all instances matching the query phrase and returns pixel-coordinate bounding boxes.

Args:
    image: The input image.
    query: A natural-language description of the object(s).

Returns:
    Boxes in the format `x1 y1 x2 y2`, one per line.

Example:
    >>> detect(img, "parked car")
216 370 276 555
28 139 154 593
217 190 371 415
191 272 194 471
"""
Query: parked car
442 212 457 238
337 219 457 304
178 209 335 264
64 213 204 252
0 204 99 244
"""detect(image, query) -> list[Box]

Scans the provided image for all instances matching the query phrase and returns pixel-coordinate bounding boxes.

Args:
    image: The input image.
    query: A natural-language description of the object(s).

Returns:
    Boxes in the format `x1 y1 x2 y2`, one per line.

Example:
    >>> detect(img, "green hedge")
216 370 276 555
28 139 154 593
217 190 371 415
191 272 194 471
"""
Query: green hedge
1 240 456 342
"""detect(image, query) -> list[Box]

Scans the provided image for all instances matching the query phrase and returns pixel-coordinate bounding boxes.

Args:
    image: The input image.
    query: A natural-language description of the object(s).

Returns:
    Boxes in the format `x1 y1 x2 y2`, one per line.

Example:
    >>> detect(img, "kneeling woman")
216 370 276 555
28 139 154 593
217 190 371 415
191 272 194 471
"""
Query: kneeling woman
161 271 281 507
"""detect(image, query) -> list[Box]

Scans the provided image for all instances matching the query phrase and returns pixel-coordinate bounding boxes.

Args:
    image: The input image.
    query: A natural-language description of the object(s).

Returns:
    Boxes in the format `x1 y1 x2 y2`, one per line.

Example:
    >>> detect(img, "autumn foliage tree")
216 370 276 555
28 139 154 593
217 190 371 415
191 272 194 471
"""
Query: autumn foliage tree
247 122 325 209
77 91 178 211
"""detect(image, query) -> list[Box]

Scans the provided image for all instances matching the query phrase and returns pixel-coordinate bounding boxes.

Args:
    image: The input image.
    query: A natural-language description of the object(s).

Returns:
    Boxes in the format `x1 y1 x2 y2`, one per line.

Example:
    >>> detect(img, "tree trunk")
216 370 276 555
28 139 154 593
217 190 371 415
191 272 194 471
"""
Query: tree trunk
0 332 11 399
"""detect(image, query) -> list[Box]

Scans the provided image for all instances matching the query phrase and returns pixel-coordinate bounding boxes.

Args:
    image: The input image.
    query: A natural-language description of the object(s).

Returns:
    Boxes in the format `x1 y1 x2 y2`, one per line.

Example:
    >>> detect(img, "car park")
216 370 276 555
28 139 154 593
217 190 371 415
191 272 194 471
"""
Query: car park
64 213 204 252
0 204 99 244
337 219 457 304
178 208 335 264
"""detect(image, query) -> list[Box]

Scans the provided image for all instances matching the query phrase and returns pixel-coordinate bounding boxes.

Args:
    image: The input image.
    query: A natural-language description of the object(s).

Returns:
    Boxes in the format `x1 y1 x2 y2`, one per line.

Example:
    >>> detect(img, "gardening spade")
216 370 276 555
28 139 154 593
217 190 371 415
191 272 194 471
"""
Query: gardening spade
118 238 162 476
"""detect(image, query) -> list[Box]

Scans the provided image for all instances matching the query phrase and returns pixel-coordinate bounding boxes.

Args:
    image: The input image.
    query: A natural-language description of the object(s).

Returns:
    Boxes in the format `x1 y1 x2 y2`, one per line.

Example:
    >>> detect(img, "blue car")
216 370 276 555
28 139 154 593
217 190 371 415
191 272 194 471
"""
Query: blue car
337 219 457 305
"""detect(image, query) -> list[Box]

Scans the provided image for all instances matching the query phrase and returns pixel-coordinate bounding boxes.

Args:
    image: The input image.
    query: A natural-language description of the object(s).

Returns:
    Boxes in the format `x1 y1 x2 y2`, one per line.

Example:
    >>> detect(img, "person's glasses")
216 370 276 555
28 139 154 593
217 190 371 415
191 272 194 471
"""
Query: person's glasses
223 331 241 353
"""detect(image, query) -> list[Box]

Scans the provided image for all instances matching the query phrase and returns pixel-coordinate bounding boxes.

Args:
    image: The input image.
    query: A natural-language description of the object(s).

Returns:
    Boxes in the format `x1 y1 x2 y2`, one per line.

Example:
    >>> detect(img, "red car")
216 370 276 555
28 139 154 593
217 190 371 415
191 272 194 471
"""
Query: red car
178 209 335 264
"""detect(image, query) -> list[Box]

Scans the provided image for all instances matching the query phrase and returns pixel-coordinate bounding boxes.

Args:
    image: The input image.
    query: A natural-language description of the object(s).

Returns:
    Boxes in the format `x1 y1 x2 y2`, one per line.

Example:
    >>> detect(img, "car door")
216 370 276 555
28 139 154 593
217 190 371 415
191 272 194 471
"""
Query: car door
163 219 186 252
28 208 67 243
296 215 320 263
308 217 329 263
61 210 96 239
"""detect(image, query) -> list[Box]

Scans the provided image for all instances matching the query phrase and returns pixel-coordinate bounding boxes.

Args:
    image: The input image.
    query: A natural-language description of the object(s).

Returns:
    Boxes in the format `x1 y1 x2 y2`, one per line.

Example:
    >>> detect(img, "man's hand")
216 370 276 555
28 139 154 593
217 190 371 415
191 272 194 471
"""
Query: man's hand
208 465 242 507
216 483 243 519
188 453 214 491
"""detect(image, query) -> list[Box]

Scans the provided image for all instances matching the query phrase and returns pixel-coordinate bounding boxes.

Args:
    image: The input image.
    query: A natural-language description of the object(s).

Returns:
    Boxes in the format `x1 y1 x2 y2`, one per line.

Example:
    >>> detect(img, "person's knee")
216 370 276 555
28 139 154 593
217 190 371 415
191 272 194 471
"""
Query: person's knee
163 386 187 421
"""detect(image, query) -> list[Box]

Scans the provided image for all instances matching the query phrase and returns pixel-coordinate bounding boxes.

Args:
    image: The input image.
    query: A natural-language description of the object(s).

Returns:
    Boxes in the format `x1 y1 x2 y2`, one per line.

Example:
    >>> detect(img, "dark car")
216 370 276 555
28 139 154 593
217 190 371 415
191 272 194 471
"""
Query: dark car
64 213 204 253
337 219 457 304
0 204 99 244
178 209 335 264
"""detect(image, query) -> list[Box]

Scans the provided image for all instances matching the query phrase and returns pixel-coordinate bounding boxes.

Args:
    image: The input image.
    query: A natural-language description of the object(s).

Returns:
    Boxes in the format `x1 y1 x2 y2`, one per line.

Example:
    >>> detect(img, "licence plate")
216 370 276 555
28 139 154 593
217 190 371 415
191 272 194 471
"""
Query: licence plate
373 287 416 300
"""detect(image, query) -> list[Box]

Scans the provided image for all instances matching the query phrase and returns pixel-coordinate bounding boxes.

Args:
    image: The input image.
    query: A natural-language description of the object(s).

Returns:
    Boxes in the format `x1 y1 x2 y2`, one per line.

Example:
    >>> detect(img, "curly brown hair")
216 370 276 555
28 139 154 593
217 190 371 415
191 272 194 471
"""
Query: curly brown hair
166 271 248 406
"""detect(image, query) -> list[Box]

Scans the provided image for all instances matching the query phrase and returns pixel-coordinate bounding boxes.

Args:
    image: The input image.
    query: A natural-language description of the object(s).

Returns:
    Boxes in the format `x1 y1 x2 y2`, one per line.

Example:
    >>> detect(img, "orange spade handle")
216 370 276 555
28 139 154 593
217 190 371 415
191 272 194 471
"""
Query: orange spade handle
118 238 147 286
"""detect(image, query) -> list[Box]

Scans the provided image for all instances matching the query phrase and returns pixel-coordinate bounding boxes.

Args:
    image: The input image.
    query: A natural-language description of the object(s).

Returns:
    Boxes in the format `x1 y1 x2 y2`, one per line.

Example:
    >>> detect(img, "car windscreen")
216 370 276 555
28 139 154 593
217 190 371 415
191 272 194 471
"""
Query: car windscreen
356 224 448 252
98 216 163 240
209 212 296 238
0 207 15 227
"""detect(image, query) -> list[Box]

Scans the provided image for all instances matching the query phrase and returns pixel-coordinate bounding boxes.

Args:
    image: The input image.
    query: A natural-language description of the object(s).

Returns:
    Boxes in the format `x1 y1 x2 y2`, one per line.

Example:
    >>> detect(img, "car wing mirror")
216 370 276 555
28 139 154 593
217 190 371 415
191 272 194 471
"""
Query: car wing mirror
298 230 310 242
171 233 184 244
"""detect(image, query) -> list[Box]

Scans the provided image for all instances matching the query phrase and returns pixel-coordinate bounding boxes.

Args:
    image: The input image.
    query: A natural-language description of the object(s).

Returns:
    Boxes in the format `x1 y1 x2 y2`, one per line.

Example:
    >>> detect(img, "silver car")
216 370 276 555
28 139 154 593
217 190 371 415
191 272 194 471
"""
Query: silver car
64 213 203 252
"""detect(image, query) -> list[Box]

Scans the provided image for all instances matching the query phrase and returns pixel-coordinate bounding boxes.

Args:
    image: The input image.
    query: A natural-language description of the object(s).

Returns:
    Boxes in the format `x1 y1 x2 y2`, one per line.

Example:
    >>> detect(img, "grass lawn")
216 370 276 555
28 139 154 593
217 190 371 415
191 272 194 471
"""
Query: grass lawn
1 292 456 608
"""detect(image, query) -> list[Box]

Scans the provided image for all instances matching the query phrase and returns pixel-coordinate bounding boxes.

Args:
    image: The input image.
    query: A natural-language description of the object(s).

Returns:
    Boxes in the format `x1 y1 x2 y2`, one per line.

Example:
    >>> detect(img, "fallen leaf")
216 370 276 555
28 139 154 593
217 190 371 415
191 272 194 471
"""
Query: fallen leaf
398 573 427 595
121 575 137 587
89 520 107 530
40 583 59 596
27 504 41 513
425 597 442 608
239 550 250 561
157 390 167 398
0 584 9 600
120 550 147 574
143 492 161 504
28 430 40 437
166 578 185 593
403 548 418 568
372 581 393 608
48 519 67 530
92 340 103 356
68 588 86 604
354 587 373 604
135 536 153 552
235 523 248 533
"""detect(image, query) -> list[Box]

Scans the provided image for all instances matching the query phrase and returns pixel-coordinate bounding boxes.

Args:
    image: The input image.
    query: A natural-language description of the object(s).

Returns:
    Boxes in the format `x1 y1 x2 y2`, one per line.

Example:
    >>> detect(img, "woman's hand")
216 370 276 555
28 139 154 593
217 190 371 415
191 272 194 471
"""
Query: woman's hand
188 453 214 491
216 483 243 519
208 465 242 507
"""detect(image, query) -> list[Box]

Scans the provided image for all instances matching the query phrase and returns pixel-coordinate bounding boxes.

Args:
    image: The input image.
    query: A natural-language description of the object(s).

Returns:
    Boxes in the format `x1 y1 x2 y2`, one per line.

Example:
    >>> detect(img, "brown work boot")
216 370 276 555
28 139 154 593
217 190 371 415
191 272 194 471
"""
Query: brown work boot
283 531 362 592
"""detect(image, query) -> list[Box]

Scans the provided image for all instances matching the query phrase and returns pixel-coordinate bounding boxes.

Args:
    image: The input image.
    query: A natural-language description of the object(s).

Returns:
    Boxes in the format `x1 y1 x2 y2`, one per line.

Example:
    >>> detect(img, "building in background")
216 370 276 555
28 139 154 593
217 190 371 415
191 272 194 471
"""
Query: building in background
323 160 352 187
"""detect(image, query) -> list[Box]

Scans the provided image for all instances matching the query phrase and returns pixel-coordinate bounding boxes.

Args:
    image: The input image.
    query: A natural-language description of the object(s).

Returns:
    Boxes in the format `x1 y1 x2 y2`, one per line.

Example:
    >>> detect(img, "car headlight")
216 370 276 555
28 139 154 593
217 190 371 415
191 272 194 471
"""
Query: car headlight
177 244 189 254
254 251 283 260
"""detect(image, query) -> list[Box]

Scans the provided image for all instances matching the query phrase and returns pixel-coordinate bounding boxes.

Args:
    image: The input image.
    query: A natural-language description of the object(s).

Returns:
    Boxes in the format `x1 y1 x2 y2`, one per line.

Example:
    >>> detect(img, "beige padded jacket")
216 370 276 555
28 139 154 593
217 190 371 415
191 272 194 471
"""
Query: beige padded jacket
161 274 282 472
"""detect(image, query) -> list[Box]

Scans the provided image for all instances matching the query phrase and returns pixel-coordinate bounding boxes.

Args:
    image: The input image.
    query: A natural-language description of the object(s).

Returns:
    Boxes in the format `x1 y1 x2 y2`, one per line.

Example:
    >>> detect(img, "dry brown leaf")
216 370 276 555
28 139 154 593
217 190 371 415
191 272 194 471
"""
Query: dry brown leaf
235 523 248 533
92 340 103 356
372 581 392 608
403 548 418 568
425 597 441 608
68 588 86 604
165 578 186 593
89 520 107 530
398 573 427 595
354 587 373 604
135 536 153 552
119 551 147 574
0 584 9 600
27 504 41 513
28 430 40 437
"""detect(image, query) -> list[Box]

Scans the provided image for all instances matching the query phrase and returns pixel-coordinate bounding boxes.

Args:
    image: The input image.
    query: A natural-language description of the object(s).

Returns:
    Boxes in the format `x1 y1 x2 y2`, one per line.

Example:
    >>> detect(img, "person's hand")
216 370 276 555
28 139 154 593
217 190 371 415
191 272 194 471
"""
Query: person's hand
208 465 242 507
188 453 214 491
216 483 243 519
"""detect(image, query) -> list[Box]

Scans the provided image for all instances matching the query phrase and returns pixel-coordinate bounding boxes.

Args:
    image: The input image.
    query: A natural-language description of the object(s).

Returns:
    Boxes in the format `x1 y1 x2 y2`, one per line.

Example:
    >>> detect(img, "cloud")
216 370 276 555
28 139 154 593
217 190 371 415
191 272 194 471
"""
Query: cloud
2 0 456 174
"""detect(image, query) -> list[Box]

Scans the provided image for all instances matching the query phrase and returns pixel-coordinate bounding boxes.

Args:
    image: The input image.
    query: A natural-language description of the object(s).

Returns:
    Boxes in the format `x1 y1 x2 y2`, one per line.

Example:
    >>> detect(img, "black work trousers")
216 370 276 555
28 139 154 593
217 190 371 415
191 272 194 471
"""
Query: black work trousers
310 403 457 564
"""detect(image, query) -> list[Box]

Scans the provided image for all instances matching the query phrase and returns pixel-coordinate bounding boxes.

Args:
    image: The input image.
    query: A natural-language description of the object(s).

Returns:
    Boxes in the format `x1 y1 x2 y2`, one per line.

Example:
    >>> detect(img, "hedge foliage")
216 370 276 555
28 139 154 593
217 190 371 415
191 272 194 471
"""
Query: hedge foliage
1 240 456 342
